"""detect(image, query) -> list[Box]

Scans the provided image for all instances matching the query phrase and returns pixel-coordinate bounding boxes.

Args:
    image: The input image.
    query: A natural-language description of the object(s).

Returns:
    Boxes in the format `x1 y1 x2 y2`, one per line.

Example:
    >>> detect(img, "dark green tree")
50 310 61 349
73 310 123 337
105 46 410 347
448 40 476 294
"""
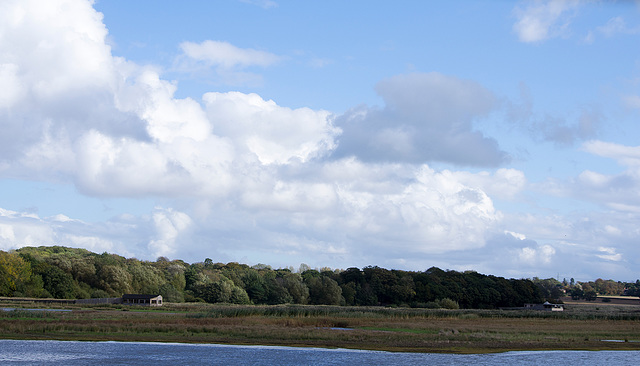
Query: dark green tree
307 276 343 305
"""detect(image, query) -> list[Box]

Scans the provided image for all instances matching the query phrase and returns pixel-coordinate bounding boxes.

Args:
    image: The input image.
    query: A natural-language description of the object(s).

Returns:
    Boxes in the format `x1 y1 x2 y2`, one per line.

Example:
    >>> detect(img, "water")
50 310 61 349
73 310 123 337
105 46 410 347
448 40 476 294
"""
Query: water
0 340 637 365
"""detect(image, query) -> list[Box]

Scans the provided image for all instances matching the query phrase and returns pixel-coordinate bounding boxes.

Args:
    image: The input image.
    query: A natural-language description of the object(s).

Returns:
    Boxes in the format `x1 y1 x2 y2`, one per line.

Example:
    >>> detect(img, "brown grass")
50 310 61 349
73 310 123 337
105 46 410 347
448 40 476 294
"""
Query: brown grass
1 302 639 353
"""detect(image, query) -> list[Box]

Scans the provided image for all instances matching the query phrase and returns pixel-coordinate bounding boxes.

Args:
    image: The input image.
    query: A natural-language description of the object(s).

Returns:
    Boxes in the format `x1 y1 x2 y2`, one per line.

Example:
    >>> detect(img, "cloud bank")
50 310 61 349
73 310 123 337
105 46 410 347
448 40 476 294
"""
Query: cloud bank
334 73 507 166
0 0 511 264
0 0 638 281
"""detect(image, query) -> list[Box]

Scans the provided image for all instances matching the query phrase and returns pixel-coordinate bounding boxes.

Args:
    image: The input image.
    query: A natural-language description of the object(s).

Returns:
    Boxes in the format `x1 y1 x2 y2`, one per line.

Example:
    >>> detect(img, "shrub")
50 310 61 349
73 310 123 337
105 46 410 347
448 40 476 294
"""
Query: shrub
437 298 460 310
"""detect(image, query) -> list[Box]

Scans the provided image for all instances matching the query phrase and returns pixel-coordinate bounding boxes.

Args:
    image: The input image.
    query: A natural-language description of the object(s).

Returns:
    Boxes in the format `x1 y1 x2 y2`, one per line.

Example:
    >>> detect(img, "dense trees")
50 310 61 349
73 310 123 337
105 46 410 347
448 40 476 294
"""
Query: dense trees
1 246 637 308
0 251 32 296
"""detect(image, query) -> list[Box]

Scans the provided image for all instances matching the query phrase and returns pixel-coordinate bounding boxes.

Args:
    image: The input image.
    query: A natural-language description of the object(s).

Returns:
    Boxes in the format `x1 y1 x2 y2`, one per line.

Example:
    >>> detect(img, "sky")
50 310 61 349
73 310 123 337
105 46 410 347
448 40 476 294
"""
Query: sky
1 0 639 281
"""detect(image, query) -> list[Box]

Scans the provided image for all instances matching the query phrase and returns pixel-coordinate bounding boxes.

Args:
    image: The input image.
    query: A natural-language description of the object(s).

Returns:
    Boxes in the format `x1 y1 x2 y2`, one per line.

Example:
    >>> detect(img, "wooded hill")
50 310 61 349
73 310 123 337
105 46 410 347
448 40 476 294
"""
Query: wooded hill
1 246 637 308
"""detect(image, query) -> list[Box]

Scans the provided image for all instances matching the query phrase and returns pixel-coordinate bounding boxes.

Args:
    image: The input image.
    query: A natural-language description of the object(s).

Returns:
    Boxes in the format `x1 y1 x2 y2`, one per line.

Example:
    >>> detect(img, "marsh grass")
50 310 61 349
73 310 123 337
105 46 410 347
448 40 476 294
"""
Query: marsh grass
1 303 639 353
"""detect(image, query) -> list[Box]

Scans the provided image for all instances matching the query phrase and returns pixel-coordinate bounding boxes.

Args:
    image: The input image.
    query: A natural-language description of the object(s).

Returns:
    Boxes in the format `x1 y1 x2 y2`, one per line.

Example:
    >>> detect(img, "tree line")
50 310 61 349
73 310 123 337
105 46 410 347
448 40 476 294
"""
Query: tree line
531 276 640 302
1 246 637 308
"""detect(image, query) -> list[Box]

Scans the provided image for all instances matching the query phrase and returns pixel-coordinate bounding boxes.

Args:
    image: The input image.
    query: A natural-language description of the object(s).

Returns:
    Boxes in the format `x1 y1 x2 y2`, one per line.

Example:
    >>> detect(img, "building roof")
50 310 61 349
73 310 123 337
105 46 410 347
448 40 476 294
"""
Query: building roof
122 294 162 300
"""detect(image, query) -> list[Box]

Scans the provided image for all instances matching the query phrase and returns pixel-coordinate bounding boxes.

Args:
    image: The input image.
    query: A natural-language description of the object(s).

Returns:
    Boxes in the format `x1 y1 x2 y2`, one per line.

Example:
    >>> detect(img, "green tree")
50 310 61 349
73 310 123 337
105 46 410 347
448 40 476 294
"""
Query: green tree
242 269 267 303
265 277 293 304
194 275 250 304
128 261 164 294
282 273 309 304
158 283 184 303
0 251 32 296
98 264 133 295
35 263 76 299
307 276 343 305
570 287 584 300
584 290 597 301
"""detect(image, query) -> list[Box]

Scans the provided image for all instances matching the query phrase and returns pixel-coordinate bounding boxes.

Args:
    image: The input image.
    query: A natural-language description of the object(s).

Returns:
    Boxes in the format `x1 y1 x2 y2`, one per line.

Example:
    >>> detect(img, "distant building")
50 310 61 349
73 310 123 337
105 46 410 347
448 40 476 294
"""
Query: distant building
524 301 563 311
3 294 164 307
121 294 163 306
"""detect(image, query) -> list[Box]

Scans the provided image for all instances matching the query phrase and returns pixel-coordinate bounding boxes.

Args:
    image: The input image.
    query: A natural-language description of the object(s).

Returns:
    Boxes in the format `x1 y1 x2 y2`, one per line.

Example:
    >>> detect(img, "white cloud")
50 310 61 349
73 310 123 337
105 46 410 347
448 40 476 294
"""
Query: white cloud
0 208 55 250
557 141 640 213
597 16 640 37
513 0 582 43
176 40 281 86
180 40 280 69
203 92 339 165
0 0 121 162
582 140 640 167
50 214 75 223
63 233 115 254
313 161 502 254
148 208 193 259
505 230 527 240
120 69 212 144
74 130 182 196
604 225 621 236
1 0 638 280
596 246 622 261
334 73 506 166
518 244 556 265
0 64 24 108
451 168 527 200
0 205 178 259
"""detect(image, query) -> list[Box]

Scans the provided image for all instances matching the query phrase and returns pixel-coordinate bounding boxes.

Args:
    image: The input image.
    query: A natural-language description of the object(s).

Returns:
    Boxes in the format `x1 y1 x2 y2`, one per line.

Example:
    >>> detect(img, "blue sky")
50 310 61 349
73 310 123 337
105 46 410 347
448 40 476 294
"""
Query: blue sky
1 0 640 281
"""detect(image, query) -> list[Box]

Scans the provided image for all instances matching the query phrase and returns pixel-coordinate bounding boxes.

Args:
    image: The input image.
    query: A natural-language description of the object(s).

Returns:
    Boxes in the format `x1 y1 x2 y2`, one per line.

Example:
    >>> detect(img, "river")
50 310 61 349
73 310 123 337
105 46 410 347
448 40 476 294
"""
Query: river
0 340 638 365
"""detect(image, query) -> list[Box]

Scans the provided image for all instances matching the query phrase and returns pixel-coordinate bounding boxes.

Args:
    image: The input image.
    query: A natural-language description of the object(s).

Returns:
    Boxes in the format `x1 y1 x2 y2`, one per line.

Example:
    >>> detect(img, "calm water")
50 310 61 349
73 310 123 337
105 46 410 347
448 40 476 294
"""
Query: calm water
0 340 638 365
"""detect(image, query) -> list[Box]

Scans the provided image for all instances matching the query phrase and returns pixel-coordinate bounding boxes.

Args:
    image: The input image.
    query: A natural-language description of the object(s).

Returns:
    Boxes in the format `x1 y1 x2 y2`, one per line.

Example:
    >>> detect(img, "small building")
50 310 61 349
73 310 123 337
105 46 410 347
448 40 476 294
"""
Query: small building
121 294 163 306
524 301 563 311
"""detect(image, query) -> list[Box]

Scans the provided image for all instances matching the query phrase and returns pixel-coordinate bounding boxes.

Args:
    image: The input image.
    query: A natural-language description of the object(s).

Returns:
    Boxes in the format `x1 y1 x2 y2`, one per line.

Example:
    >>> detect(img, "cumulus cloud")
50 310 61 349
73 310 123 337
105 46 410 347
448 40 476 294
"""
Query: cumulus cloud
333 73 507 166
518 244 556 265
148 208 193 259
62 233 116 255
512 0 582 43
0 0 509 267
450 169 526 200
311 161 502 255
0 0 125 162
203 92 339 165
0 0 338 198
0 205 193 259
0 208 54 250
1 0 637 280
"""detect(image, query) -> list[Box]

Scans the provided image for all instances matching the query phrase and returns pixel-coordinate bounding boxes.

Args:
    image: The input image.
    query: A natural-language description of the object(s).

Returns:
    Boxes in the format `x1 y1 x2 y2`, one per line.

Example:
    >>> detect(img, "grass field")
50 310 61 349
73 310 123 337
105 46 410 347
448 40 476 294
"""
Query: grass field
1 301 639 353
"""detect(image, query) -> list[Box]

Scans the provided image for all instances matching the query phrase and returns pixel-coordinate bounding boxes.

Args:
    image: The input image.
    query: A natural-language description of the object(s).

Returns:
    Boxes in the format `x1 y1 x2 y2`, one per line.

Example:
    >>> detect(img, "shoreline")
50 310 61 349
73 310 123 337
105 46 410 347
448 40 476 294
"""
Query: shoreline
1 338 640 355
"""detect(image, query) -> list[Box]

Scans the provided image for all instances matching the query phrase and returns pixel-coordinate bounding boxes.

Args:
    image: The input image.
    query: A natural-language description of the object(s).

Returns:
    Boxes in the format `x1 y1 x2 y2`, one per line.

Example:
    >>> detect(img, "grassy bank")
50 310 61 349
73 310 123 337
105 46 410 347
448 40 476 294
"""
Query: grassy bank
1 302 639 353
